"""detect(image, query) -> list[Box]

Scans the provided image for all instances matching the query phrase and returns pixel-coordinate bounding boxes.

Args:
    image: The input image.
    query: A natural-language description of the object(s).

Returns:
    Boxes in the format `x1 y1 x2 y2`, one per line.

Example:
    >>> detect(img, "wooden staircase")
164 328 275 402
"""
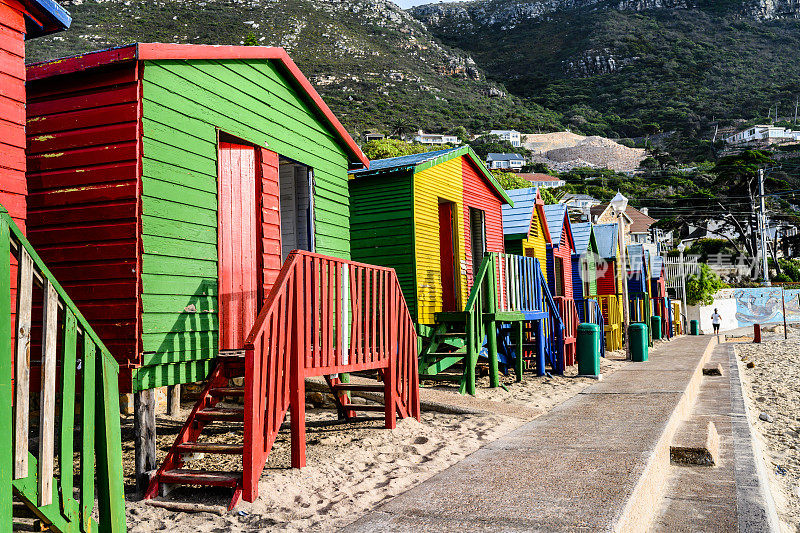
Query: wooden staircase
144 251 420 509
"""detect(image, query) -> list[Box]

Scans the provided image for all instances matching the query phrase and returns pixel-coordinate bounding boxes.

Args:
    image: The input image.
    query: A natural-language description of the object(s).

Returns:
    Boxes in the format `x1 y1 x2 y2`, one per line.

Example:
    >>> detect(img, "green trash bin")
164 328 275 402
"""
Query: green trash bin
629 322 649 362
690 320 699 336
650 315 662 340
577 323 601 376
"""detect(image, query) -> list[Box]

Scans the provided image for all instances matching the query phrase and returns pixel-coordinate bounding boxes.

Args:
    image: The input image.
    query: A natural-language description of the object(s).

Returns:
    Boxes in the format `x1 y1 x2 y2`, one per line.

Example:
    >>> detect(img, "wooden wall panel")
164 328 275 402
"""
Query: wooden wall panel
349 173 416 319
460 157 505 290
413 157 465 325
25 62 140 375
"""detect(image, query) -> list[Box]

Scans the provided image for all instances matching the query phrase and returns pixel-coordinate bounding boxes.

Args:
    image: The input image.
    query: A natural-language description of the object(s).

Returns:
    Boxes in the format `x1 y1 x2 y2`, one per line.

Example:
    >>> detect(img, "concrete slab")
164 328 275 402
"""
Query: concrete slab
347 335 717 533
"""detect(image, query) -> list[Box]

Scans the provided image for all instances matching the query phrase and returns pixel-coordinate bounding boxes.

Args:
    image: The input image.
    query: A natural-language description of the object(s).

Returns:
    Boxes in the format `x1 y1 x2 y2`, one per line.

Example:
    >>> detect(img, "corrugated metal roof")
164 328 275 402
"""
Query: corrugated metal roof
543 204 567 246
593 223 619 260
571 222 593 255
502 188 539 236
352 147 459 174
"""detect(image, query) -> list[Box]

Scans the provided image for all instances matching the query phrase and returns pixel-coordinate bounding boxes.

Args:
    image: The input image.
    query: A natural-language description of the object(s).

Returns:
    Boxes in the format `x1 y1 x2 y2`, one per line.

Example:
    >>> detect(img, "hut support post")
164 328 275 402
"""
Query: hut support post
535 320 546 377
134 389 157 497
167 385 181 416
515 321 524 382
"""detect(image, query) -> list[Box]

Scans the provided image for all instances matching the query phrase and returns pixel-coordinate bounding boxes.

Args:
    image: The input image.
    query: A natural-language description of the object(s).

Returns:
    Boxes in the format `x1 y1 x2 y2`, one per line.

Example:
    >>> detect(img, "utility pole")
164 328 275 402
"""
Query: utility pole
794 96 798 125
759 168 771 286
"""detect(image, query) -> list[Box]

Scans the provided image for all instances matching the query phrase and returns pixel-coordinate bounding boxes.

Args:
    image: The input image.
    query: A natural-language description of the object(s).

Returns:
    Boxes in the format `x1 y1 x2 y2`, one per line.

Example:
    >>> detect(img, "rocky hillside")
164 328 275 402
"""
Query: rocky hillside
411 0 800 143
26 0 563 136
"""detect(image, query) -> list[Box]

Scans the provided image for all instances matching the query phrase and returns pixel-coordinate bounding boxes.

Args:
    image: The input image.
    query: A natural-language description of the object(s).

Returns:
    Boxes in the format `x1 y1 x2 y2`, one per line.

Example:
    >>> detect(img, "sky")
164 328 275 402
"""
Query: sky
395 0 460 8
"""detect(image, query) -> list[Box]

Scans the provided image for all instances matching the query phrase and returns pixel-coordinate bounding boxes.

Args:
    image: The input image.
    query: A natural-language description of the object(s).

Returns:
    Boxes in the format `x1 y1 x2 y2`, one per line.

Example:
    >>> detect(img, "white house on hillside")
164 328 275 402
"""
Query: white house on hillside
413 130 460 145
486 152 525 170
489 129 522 147
725 125 800 144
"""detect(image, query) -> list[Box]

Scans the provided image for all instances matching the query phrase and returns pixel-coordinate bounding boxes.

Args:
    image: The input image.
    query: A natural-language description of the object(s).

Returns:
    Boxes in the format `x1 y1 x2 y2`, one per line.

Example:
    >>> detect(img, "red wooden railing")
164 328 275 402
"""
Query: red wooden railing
242 251 419 501
554 296 579 366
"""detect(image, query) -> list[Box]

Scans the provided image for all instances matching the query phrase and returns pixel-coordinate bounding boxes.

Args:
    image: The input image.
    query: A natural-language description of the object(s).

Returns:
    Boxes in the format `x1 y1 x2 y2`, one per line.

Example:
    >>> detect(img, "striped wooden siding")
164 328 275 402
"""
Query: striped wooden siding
413 157 465 325
461 157 504 289
136 58 351 390
349 173 416 319
522 211 548 282
0 0 26 230
25 62 140 376
571 256 583 300
546 228 574 299
596 259 617 295
258 148 282 296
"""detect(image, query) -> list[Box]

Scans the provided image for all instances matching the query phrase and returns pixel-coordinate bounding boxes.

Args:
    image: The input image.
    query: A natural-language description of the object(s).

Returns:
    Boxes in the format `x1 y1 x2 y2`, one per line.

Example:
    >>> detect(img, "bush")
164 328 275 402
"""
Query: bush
686 263 728 306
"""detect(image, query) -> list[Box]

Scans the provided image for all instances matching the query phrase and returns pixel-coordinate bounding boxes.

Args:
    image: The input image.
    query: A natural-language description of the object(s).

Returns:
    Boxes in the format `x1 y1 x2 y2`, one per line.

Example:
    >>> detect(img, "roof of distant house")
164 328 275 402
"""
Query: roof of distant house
591 203 656 234
562 193 596 201
487 153 525 161
517 173 563 183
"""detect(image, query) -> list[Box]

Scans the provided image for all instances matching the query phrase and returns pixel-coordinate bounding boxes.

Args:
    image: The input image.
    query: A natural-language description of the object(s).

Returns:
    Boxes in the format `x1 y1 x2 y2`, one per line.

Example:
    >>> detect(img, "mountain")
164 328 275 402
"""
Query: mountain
411 0 800 143
25 0 564 137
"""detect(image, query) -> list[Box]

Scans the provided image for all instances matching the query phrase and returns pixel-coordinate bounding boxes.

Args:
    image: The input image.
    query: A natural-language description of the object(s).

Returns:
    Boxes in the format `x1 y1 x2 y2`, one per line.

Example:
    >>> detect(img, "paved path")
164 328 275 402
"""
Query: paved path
347 335 717 532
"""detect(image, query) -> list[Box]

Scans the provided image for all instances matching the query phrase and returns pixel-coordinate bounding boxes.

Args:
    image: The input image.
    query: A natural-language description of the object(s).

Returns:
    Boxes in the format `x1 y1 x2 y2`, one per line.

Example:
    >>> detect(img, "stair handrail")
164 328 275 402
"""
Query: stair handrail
241 250 420 501
535 260 565 373
458 253 494 395
0 206 126 532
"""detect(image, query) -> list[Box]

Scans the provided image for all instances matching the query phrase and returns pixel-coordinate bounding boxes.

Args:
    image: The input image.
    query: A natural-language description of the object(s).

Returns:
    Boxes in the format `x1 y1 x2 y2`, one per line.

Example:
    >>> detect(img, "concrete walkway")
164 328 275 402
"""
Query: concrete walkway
347 335 720 532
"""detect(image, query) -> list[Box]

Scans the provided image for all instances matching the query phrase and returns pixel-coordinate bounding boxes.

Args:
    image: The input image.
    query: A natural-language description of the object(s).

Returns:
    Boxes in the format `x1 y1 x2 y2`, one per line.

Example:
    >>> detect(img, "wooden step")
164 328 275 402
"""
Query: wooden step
332 384 385 392
158 469 241 487
195 407 244 422
218 349 246 359
175 442 244 454
209 387 245 398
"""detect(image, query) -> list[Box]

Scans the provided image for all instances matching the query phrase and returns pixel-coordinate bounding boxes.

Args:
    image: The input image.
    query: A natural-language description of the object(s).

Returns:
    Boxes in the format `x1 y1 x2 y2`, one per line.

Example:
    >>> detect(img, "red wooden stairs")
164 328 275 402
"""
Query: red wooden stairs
144 251 420 509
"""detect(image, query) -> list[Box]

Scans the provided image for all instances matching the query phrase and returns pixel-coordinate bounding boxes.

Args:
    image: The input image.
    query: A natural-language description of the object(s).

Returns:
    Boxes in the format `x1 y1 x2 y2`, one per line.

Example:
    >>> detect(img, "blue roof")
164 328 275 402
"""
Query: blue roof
651 256 664 278
627 244 647 273
543 204 567 246
502 188 539 237
23 0 71 38
487 153 525 162
352 147 458 174
593 223 619 260
571 222 593 255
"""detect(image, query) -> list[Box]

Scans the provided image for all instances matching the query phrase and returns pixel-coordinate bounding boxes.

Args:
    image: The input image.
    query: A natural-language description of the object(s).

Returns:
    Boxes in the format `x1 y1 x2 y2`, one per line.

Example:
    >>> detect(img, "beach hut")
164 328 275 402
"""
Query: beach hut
542 204 578 364
650 255 672 339
502 187 551 282
26 43 368 393
592 223 624 350
349 146 511 326
571 222 599 319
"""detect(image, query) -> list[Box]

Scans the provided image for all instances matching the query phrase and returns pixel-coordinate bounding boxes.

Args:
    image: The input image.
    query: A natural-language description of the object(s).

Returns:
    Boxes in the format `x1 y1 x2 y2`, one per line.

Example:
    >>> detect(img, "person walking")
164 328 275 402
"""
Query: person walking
711 308 722 335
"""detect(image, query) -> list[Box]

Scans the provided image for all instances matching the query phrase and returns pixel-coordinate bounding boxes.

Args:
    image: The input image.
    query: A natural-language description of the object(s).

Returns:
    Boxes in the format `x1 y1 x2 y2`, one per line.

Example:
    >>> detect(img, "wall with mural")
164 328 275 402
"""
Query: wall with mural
733 287 800 326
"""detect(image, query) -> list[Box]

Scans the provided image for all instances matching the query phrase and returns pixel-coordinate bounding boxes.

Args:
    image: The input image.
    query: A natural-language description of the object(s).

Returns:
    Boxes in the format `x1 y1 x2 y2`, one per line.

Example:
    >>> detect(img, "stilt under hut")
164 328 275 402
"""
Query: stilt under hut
350 146 525 392
543 204 579 365
571 221 605 355
591 223 624 351
1 2 126 530
26 44 420 509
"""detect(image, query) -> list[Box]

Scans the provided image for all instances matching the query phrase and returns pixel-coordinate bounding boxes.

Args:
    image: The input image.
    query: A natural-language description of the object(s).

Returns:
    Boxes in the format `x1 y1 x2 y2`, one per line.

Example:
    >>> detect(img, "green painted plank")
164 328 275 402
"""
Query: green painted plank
80 337 96 533
132 359 215 391
142 215 217 245
142 116 217 159
141 293 217 313
142 137 216 177
141 330 218 353
0 216 11 533
141 196 217 227
96 356 126 533
140 274 217 296
142 177 218 211
141 255 216 277
59 310 78 524
142 234 217 261
142 157 217 195
142 347 217 366
142 312 219 334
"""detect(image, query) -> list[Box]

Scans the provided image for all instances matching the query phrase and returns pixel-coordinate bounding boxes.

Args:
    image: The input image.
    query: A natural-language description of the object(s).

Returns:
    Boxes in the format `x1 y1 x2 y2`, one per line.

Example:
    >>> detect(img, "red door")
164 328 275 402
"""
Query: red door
438 202 457 312
218 141 258 349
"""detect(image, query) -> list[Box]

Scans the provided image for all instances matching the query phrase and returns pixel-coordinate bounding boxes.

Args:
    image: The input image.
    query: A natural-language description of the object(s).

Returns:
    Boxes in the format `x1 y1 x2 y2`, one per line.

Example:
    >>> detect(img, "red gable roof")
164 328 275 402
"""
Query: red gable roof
27 43 368 168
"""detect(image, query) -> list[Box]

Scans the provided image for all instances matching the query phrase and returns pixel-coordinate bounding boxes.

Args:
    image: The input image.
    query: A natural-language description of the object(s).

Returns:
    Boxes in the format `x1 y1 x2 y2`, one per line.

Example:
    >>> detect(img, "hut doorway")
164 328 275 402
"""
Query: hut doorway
218 140 259 349
438 200 458 312
279 157 314 261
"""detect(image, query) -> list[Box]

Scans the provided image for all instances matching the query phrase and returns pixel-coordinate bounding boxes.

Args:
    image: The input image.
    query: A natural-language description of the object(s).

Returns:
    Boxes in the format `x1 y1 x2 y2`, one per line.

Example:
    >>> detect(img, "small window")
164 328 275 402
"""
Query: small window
469 207 487 274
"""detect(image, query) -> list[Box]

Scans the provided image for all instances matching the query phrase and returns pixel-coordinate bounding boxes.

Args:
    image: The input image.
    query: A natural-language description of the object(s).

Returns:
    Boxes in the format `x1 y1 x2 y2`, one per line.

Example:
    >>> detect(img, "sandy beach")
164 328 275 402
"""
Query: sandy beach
735 327 800 532
123 352 628 531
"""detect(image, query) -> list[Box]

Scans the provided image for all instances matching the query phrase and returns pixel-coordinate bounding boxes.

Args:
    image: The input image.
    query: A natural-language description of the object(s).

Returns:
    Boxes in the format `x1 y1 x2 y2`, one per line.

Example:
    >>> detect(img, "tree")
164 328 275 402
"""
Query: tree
468 134 530 160
362 139 442 160
711 150 774 262
685 263 727 306
243 32 258 46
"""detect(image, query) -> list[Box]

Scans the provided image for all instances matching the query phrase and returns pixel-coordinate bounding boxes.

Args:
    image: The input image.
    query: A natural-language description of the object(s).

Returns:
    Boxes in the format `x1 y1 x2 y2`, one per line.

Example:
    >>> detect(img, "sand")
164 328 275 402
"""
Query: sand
123 353 629 532
735 328 800 532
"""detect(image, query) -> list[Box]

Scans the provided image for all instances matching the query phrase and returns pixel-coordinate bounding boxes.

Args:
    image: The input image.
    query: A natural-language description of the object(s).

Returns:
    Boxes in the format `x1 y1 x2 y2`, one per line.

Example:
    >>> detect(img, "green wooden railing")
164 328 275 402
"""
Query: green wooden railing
0 207 126 532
